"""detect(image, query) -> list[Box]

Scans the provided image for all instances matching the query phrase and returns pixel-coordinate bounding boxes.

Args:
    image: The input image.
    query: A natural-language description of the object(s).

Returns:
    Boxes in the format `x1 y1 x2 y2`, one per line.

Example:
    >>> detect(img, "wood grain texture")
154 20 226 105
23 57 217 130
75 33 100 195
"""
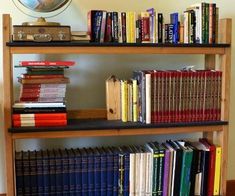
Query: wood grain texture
11 125 224 139
67 109 106 119
9 46 226 55
3 14 15 196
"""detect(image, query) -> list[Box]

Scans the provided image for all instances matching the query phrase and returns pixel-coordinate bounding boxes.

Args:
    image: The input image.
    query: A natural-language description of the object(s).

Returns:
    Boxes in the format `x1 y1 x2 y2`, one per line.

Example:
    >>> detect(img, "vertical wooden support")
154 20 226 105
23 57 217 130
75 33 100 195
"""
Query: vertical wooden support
3 14 14 196
203 54 216 142
219 18 232 196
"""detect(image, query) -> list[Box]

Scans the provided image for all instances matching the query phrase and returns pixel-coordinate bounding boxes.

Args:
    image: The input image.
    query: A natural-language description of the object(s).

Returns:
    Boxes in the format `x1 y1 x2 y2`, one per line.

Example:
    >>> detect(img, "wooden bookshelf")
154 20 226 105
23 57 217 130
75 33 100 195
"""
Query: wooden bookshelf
2 14 232 196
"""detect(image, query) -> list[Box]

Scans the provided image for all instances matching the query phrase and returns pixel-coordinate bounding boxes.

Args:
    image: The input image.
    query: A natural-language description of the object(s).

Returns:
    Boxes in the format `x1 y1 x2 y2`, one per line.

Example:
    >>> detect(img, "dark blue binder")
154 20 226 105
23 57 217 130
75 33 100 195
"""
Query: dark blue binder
87 148 95 196
73 148 82 195
29 150 38 195
66 149 76 196
22 151 31 196
80 148 88 196
60 149 70 196
15 151 23 196
93 148 101 196
42 150 50 195
54 149 62 196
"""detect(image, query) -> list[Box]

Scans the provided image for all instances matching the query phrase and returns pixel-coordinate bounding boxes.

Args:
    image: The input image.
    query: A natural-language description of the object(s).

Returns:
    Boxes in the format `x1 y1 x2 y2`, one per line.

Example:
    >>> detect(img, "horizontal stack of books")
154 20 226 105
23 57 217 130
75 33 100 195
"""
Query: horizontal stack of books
12 61 75 127
106 69 222 124
15 138 221 196
88 2 218 44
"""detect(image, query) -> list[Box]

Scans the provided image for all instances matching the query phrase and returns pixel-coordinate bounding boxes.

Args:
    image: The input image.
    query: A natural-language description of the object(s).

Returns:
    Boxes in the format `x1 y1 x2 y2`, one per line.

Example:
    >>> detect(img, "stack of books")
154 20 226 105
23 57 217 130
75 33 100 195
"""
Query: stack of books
12 61 75 127
15 138 222 195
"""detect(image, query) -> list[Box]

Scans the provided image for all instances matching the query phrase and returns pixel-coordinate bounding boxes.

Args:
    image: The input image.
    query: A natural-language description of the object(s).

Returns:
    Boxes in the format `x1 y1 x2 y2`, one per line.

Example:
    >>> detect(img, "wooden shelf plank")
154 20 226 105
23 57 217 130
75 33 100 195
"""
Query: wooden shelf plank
10 119 228 139
6 42 229 54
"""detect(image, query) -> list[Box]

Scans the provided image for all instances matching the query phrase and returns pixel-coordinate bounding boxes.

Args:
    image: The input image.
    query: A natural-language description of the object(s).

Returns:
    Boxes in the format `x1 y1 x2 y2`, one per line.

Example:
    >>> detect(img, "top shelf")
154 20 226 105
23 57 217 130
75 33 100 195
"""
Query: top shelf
6 42 230 55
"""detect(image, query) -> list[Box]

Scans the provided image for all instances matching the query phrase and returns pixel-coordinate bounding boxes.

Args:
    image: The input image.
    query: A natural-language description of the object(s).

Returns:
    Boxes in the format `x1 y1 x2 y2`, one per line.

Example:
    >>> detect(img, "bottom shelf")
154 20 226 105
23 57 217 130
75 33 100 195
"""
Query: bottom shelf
9 119 228 139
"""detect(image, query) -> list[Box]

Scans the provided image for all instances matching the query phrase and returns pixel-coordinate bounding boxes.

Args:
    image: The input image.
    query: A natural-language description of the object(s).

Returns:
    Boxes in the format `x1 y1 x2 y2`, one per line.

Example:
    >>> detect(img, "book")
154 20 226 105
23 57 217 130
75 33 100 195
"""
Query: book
12 113 67 121
13 102 66 108
213 146 222 195
54 149 63 195
19 61 75 66
18 77 70 84
36 150 44 195
13 119 67 127
73 148 82 194
29 150 38 195
48 150 56 195
15 151 23 196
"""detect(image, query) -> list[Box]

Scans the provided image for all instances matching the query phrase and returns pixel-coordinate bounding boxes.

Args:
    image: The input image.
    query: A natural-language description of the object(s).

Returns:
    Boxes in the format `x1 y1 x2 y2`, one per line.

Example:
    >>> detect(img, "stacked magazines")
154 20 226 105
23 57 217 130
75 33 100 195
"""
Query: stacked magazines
12 61 75 127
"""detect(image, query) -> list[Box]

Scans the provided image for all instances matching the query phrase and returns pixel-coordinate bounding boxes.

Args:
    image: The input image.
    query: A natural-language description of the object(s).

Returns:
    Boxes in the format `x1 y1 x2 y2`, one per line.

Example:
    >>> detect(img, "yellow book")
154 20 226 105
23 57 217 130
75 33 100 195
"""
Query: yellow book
213 146 222 195
121 80 128 122
132 79 138 122
126 12 131 43
129 11 136 43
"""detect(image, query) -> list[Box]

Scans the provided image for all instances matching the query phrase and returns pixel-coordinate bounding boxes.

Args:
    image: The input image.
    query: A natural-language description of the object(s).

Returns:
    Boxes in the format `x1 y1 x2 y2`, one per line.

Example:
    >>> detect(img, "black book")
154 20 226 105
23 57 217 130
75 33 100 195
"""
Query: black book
54 149 63 195
15 151 23 196
158 13 163 43
73 148 82 195
166 140 183 196
22 151 31 196
48 150 56 195
29 150 38 195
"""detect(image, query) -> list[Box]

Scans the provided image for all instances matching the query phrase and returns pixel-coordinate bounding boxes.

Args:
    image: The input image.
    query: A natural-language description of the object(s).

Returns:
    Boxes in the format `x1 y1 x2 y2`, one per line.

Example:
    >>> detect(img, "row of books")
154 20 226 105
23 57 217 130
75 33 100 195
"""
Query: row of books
12 61 74 127
88 2 219 44
106 69 222 124
15 138 221 196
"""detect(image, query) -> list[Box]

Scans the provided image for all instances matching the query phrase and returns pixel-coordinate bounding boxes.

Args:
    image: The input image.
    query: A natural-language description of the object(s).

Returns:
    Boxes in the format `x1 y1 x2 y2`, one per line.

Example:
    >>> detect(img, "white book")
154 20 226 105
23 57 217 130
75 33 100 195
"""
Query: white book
129 147 136 196
118 12 123 43
184 11 189 44
13 102 66 108
139 148 146 196
145 148 153 196
135 147 141 195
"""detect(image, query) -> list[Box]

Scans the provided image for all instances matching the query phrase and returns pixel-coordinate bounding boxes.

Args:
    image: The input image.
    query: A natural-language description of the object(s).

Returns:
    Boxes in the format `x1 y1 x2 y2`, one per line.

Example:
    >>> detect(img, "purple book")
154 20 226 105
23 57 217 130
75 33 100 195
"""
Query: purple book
162 145 170 196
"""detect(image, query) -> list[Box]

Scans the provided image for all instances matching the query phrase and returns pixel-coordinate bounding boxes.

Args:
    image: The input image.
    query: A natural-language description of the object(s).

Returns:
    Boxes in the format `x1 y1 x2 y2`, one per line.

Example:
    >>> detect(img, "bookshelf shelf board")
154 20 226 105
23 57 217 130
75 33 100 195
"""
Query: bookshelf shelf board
10 119 228 139
6 42 229 54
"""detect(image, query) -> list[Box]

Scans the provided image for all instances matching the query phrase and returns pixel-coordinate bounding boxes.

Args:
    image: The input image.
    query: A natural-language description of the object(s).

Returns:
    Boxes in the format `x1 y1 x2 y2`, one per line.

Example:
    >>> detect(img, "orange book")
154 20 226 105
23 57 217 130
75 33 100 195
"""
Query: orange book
13 113 67 121
13 119 67 127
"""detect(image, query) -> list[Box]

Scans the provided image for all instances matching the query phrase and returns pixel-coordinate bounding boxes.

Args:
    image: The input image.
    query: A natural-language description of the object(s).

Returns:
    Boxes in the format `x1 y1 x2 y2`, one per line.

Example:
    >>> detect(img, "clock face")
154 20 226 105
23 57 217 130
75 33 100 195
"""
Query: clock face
18 0 69 12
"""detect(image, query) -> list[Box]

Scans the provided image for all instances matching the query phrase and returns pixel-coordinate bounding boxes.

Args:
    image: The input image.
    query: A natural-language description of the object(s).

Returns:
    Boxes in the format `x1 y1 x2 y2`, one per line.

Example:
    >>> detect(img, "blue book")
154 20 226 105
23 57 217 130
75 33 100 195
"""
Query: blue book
170 13 179 43
22 151 31 196
36 150 44 195
80 148 88 196
29 150 38 195
87 148 95 196
60 149 70 196
15 151 23 196
111 147 119 196
104 147 114 196
93 148 101 196
99 148 107 196
93 11 103 42
48 150 56 195
42 150 50 195
73 148 82 195
121 147 130 196
54 149 63 196
66 149 76 196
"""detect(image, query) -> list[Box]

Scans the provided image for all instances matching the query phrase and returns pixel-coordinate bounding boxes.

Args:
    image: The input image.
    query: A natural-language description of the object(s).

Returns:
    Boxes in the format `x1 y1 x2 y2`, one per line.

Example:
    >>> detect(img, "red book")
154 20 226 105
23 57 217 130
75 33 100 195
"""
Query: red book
140 12 150 43
22 84 67 89
19 61 75 66
18 77 70 84
199 138 216 196
13 113 67 121
13 119 67 127
21 74 65 79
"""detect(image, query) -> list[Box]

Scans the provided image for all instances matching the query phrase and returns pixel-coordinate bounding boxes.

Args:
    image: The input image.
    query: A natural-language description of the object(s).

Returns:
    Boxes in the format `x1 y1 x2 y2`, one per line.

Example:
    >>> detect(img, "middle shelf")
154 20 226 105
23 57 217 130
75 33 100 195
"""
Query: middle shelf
10 119 228 139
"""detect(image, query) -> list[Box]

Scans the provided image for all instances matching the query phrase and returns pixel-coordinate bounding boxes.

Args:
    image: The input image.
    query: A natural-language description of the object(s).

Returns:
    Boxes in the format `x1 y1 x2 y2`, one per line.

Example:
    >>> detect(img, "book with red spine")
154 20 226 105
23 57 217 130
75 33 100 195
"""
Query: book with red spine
21 74 65 79
21 84 67 89
19 97 65 102
199 138 216 196
13 113 67 121
19 61 75 66
13 119 67 127
18 77 70 84
140 12 150 43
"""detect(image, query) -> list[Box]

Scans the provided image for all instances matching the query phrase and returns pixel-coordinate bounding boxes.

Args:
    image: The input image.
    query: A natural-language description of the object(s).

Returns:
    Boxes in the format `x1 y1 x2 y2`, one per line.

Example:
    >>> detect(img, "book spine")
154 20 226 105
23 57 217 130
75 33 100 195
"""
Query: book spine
213 146 221 195
123 153 130 196
55 151 63 195
113 153 119 196
112 12 119 42
141 12 150 43
36 151 44 195
49 151 56 195
162 149 170 196
68 150 76 196
42 151 50 195
121 12 127 43
15 152 24 196
118 154 124 195
121 80 128 122
74 150 82 195
13 113 67 121
100 153 107 196
29 151 38 195
100 11 107 43
106 153 114 195
87 153 95 195
94 153 101 195
81 153 88 195
105 12 112 42
158 13 163 43
13 119 67 127
20 61 75 66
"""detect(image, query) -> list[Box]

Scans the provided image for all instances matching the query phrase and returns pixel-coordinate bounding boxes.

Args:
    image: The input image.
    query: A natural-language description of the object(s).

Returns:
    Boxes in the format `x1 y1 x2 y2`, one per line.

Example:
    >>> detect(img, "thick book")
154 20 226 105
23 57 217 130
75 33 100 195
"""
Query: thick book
99 148 107 196
86 148 95 196
73 148 82 195
22 151 31 195
80 148 88 195
13 119 67 127
36 150 44 195
20 74 65 79
213 146 222 195
60 149 70 195
66 149 76 195
104 147 114 196
54 149 63 195
19 61 75 66
12 113 67 121
18 77 70 84
13 107 67 114
29 150 38 195
15 151 23 196
93 148 101 195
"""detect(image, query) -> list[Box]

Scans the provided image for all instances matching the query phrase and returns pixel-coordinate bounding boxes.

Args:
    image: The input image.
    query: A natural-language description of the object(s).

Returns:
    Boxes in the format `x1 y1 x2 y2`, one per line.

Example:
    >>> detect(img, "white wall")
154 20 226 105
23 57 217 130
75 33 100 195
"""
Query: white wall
0 0 234 193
